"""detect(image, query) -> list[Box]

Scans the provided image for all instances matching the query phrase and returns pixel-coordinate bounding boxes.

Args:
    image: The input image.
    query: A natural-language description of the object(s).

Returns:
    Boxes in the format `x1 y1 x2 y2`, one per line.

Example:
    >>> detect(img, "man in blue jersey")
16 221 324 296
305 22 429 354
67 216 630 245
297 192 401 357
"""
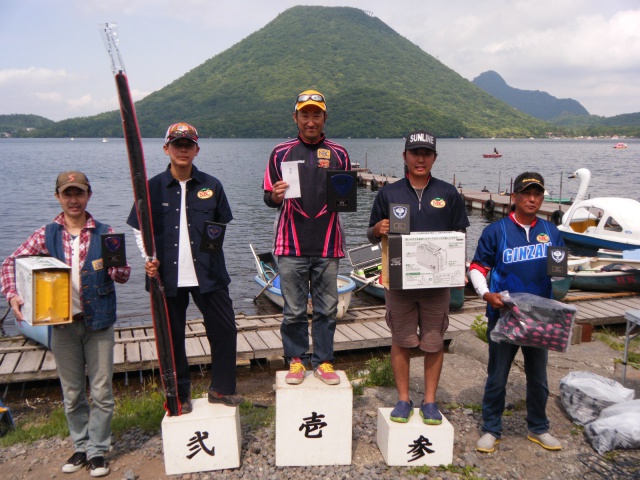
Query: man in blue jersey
469 171 564 453
263 90 351 385
367 130 469 425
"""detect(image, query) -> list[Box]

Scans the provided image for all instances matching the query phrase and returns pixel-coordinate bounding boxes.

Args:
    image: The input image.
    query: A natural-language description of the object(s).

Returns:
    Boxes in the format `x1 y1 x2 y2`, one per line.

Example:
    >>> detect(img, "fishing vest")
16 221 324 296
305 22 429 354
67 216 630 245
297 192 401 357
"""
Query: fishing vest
45 221 116 330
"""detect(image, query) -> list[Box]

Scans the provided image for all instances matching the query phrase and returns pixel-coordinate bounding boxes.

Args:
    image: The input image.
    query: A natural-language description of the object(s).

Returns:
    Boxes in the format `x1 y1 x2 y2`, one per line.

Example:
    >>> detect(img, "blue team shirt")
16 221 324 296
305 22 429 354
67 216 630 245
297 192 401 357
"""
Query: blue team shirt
472 214 565 321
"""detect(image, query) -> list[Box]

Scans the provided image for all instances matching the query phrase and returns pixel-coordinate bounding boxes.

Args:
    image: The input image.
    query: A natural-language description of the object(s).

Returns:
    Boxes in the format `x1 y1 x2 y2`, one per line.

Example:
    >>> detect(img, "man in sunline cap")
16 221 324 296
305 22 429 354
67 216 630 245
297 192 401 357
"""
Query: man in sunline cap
469 171 565 453
127 122 241 414
1 171 131 477
367 130 469 425
263 90 351 385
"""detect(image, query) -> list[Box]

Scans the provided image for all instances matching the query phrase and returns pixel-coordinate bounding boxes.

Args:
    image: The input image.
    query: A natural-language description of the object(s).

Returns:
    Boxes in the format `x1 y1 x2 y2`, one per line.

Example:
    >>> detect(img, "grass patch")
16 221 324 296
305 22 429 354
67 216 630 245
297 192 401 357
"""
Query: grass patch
0 406 68 446
239 402 275 429
438 464 480 477
406 465 431 475
471 315 488 343
594 328 640 369
463 403 482 414
361 355 395 387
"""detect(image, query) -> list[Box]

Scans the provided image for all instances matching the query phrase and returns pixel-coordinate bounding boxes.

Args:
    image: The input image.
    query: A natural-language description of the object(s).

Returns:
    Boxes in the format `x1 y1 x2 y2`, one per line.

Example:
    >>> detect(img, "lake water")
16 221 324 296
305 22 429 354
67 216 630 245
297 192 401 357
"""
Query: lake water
1 136 637 336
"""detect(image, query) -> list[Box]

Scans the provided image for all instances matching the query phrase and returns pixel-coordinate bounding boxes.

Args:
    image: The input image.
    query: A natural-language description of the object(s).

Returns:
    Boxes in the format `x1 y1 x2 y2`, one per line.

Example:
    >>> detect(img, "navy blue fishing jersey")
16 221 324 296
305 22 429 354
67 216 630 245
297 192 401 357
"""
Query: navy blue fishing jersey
368 176 469 232
471 213 565 321
127 164 233 296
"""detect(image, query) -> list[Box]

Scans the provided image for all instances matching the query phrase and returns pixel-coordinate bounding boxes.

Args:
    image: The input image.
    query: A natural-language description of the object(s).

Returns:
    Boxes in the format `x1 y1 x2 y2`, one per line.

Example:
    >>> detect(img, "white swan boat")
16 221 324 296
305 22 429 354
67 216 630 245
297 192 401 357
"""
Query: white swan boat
556 168 640 251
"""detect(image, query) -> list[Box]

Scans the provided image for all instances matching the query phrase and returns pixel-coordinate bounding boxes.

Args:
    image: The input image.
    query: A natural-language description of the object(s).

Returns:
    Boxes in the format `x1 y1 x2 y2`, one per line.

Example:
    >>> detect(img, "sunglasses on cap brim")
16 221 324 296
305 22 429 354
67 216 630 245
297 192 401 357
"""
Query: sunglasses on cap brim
297 93 325 103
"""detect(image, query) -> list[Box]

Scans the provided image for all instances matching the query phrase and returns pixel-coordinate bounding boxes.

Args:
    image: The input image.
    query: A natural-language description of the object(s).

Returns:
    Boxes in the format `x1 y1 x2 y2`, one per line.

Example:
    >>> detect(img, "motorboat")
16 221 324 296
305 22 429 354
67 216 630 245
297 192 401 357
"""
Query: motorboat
250 244 355 319
102 137 109 143
347 243 465 310
556 169 640 250
614 142 628 149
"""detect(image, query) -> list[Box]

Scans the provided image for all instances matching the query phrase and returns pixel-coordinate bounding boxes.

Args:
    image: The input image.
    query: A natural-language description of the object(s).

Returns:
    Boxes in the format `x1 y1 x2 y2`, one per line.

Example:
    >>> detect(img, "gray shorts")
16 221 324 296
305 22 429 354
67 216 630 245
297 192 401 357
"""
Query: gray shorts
384 287 450 353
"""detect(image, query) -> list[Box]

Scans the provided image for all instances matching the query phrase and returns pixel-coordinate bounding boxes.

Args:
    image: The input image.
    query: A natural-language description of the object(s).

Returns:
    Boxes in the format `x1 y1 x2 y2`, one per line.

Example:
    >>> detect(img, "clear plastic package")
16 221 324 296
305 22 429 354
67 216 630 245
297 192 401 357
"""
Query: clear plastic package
491 291 577 352
559 371 636 426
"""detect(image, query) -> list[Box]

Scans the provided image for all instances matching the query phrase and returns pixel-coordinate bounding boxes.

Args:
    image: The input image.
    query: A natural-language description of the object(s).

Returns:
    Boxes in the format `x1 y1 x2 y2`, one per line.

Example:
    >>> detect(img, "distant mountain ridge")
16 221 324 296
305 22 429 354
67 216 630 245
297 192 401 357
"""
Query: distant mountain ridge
2 7 638 138
472 70 589 121
7 6 547 139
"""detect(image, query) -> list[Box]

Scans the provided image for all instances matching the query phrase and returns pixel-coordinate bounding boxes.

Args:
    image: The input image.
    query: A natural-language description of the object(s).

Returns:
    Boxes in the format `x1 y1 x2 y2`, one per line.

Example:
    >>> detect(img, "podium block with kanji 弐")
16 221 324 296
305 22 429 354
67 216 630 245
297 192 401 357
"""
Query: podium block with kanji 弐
274 370 352 466
161 398 241 475
376 407 454 466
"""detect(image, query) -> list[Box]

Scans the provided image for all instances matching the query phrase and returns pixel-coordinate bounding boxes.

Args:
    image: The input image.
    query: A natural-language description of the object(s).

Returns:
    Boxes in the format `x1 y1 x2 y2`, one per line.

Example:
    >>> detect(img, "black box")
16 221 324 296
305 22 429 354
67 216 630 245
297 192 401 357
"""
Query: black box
547 246 568 276
389 203 410 234
101 233 127 268
200 221 226 254
327 170 357 212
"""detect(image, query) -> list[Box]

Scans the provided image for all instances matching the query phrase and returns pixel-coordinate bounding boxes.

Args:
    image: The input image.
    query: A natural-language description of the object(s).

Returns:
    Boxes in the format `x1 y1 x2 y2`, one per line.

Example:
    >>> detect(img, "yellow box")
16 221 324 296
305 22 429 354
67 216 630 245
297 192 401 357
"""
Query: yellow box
15 256 72 325
382 232 466 290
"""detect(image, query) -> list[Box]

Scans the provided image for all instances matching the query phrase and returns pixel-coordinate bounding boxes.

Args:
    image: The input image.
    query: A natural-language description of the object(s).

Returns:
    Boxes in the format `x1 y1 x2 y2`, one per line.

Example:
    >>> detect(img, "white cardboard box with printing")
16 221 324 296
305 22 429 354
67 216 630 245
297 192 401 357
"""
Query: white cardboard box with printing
15 256 73 325
382 232 466 290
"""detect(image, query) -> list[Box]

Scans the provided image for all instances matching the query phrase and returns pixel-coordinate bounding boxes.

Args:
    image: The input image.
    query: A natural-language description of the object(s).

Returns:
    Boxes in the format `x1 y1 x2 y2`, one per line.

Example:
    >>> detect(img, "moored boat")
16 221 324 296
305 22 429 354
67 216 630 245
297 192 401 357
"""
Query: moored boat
556 169 640 250
250 244 355 319
347 243 465 310
614 142 628 149
568 256 640 292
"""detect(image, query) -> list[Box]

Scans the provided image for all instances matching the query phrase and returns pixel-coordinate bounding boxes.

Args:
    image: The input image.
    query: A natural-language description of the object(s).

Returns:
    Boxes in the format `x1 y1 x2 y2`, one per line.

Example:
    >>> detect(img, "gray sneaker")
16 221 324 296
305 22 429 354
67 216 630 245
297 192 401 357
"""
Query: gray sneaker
476 433 500 453
527 431 562 451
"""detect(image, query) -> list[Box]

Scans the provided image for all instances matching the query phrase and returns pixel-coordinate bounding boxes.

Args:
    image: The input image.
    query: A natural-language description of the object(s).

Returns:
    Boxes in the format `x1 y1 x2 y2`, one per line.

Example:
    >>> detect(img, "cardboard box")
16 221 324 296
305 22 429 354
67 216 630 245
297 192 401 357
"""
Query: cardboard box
15 256 72 325
382 232 465 290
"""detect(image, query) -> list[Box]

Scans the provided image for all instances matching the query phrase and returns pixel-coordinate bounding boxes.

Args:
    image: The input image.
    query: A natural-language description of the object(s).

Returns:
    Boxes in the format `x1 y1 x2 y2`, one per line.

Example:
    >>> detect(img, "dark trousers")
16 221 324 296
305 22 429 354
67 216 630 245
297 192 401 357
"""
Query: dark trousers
166 286 237 401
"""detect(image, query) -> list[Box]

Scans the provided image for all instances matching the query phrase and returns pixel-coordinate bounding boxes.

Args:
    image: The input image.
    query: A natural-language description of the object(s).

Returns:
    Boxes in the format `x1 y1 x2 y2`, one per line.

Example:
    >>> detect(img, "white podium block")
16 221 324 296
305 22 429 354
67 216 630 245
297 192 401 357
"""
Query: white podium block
377 407 454 466
275 370 352 466
161 398 241 475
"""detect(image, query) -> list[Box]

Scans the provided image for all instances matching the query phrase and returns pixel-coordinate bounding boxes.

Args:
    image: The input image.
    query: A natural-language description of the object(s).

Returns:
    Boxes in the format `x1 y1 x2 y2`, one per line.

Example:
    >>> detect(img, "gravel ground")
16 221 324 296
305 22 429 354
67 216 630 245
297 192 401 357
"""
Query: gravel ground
2 334 639 479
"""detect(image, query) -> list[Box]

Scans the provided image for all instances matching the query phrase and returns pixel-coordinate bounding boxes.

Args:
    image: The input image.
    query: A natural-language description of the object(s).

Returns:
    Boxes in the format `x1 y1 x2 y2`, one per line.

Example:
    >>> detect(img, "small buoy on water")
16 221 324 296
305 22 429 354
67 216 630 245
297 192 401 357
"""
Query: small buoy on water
484 199 495 213
551 209 563 225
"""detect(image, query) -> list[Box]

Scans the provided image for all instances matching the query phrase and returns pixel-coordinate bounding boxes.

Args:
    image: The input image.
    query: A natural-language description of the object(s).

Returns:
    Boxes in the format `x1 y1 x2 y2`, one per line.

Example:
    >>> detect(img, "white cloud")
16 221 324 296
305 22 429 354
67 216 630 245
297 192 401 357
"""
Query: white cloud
0 67 78 86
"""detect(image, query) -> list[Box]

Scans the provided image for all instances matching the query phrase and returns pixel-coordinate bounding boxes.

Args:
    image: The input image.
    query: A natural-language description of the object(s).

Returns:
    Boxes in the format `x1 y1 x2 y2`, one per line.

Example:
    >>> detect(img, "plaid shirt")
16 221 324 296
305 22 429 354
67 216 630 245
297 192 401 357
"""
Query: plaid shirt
1 212 131 302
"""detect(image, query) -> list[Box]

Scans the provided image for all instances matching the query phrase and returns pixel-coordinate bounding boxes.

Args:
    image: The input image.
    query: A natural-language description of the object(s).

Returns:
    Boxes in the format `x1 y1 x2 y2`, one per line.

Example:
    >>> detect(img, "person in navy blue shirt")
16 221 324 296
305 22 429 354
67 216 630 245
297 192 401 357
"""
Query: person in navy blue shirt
127 123 241 414
469 171 564 453
368 130 469 425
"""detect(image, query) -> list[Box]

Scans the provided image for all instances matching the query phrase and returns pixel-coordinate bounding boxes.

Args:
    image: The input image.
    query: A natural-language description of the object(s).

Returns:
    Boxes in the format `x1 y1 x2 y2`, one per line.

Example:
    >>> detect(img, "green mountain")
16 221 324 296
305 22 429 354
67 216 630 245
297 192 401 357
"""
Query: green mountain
472 70 589 121
11 7 555 138
0 114 54 136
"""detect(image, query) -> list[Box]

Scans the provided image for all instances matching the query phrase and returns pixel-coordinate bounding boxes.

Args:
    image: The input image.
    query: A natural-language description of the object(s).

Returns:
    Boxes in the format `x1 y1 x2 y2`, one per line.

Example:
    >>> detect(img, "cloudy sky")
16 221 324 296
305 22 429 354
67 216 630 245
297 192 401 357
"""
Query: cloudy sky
1 0 639 121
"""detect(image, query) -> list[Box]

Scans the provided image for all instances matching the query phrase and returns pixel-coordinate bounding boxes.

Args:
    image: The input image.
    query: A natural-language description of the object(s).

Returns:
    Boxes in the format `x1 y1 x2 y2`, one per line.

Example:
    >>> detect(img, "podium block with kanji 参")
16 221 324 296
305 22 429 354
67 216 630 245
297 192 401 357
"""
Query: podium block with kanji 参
161 398 241 475
274 370 352 466
377 407 454 466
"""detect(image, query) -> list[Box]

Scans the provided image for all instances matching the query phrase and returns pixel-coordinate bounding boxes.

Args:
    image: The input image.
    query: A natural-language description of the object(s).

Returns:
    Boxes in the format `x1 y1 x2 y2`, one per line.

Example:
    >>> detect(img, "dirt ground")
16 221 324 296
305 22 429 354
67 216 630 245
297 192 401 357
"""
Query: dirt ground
2 334 639 479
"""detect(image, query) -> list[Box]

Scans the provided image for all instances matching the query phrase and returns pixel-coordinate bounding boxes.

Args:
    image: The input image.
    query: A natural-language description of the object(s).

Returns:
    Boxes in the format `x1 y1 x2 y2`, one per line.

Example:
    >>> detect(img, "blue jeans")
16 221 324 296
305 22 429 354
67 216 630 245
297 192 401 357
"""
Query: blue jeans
482 320 550 438
278 256 338 369
51 322 115 459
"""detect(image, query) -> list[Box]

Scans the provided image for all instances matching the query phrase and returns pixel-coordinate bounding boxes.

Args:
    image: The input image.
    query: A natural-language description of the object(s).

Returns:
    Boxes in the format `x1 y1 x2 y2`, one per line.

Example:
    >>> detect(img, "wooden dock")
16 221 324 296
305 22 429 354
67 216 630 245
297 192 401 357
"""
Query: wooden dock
355 172 570 221
1 291 639 385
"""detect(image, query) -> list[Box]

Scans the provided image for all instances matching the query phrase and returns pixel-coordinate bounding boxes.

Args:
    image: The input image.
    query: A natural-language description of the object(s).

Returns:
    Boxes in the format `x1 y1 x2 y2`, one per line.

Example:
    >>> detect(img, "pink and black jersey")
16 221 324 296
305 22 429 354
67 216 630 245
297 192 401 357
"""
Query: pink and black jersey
263 134 350 257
